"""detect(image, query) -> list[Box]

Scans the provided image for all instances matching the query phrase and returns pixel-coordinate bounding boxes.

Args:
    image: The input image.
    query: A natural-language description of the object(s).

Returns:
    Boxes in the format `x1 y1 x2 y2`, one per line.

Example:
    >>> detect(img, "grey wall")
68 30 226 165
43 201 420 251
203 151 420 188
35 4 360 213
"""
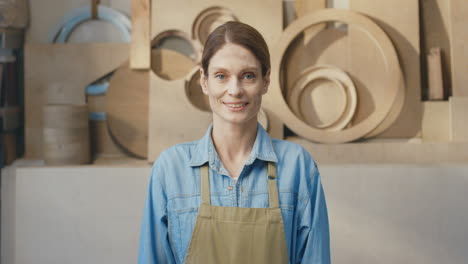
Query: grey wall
2 162 468 264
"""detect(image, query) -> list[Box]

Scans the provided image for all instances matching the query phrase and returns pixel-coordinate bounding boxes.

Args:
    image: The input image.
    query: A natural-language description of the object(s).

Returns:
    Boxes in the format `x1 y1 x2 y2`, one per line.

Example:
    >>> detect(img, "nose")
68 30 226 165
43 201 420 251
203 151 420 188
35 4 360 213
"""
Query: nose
227 78 243 97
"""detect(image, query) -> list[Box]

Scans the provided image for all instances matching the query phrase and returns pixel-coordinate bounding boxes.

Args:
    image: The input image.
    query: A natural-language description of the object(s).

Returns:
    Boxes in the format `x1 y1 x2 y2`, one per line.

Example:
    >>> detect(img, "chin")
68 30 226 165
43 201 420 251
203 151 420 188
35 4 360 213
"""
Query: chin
216 113 258 126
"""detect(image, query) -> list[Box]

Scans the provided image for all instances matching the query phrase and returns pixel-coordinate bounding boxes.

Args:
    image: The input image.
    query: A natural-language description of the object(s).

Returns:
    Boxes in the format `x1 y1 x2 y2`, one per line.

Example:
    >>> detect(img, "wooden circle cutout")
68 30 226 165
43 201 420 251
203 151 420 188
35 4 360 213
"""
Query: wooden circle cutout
151 30 201 62
151 48 197 81
270 9 403 143
300 79 347 128
192 7 238 46
185 67 211 112
106 61 148 158
287 65 357 131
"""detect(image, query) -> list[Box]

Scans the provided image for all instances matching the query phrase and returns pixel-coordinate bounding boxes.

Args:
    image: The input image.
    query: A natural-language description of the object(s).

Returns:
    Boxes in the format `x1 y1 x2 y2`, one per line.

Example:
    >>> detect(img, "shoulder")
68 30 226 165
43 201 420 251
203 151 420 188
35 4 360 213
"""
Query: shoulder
150 139 200 185
156 140 199 164
271 138 317 165
271 138 320 198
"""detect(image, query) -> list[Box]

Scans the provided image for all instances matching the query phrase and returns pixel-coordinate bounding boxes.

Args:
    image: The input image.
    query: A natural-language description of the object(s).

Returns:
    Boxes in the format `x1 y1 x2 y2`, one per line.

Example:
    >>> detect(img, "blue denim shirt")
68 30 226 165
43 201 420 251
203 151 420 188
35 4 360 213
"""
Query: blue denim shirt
138 124 330 264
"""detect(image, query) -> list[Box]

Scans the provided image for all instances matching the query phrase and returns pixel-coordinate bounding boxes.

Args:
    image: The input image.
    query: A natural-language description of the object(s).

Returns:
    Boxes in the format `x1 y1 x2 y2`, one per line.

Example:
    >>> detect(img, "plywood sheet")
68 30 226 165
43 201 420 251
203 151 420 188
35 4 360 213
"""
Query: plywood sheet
449 97 468 142
449 0 468 97
350 0 422 138
24 43 129 159
421 101 449 142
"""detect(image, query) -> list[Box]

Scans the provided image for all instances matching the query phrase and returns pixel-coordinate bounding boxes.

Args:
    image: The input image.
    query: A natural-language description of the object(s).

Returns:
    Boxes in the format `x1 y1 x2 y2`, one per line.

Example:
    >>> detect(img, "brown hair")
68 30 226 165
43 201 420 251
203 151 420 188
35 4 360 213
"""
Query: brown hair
201 21 270 77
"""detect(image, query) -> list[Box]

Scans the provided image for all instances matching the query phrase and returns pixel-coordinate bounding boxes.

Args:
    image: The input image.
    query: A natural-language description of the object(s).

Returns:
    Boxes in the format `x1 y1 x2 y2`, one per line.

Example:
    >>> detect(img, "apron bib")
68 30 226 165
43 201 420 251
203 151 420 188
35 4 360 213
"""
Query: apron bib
185 162 288 264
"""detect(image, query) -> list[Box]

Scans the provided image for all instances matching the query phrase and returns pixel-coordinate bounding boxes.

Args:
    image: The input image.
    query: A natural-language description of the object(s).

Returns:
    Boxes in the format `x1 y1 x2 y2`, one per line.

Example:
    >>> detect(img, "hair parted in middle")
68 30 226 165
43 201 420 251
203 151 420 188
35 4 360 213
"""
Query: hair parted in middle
201 21 270 77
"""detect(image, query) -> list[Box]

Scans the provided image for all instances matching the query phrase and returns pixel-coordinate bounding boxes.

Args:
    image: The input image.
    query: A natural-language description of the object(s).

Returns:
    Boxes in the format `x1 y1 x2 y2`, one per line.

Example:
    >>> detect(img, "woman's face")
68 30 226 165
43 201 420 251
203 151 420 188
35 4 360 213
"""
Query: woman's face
200 43 270 127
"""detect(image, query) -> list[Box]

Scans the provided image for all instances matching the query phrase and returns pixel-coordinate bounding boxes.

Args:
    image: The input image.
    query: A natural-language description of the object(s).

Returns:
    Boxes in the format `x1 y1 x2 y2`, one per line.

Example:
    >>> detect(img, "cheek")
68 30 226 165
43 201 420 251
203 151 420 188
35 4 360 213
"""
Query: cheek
205 81 225 98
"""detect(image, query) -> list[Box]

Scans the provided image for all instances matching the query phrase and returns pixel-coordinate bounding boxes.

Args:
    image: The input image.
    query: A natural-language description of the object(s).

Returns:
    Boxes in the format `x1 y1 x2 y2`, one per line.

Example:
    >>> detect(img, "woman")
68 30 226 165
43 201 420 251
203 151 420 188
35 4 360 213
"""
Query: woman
138 21 330 264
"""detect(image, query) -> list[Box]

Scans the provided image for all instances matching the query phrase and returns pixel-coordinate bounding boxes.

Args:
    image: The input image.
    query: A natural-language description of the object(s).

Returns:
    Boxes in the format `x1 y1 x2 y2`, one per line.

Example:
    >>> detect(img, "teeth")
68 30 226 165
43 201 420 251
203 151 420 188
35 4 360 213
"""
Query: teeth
226 103 245 107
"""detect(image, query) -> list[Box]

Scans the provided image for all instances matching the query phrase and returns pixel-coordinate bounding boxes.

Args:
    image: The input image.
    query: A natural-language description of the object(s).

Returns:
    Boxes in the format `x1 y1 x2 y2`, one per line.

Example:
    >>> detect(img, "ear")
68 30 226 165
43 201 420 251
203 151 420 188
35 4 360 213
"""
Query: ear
261 69 271 95
199 68 209 95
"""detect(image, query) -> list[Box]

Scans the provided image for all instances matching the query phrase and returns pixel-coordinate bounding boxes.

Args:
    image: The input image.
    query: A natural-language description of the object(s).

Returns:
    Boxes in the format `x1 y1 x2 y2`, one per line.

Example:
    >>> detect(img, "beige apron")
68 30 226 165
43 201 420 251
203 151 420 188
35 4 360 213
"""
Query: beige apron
184 162 289 264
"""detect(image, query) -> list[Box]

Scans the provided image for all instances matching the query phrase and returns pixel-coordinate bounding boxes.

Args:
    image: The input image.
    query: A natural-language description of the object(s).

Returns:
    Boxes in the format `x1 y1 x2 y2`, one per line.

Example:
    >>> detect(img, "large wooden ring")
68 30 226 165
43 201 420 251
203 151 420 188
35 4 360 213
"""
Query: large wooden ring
269 9 403 143
287 65 357 131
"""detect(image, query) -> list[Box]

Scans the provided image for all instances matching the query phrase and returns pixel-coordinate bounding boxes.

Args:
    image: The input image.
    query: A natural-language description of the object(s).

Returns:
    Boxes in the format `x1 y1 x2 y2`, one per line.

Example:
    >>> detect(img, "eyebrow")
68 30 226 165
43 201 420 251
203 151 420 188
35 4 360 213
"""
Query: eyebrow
210 67 260 73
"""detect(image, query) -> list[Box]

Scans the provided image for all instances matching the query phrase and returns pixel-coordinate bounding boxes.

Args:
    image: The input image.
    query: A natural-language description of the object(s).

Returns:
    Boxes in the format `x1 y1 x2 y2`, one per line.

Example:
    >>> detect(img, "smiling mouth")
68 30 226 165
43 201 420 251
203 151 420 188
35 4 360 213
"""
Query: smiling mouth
224 102 249 111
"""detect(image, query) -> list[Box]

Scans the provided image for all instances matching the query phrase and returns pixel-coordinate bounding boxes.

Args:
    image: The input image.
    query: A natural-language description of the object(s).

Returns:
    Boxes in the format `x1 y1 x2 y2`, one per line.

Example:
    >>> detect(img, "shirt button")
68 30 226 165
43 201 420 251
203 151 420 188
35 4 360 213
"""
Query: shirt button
228 186 233 191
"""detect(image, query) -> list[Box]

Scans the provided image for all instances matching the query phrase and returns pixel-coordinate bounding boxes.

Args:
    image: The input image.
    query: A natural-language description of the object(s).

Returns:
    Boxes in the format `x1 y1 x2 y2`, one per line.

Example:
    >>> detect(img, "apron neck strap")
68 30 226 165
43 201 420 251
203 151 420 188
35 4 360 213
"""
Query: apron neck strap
201 164 211 205
267 162 280 208
200 162 280 208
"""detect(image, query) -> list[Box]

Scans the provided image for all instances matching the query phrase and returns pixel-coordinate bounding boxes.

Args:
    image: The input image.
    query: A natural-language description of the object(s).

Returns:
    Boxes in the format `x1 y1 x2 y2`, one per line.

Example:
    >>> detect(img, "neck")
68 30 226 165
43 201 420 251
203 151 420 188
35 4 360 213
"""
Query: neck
211 117 258 165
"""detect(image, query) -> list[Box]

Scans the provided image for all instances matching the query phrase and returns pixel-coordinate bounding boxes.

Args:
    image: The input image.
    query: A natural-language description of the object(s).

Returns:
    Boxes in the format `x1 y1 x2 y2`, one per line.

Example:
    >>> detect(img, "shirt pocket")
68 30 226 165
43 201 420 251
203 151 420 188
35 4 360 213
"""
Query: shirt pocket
169 207 199 262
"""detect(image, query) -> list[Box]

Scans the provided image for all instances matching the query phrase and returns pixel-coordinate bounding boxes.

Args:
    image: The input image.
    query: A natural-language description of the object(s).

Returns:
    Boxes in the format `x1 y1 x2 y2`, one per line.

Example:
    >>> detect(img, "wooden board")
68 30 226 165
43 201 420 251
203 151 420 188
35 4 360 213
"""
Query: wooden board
449 97 468 142
421 101 449 142
449 0 468 97
420 0 452 99
427 48 444 100
24 43 129 159
130 0 150 69
350 0 421 138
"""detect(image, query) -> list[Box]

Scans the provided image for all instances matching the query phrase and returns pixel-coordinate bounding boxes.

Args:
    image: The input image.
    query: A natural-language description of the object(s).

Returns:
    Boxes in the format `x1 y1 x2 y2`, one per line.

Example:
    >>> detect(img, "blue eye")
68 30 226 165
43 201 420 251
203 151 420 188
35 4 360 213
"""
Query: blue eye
244 73 256 80
215 74 225 80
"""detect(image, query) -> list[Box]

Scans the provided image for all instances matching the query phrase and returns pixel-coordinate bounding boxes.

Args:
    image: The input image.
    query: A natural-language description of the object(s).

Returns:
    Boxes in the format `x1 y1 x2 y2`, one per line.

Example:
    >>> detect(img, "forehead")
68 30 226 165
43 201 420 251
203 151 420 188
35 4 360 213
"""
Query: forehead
208 43 261 71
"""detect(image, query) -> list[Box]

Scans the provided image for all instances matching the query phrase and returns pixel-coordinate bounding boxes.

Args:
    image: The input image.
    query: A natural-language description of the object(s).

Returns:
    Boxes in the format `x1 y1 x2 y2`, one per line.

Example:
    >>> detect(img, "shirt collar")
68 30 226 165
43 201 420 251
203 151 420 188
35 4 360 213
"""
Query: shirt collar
189 123 278 168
